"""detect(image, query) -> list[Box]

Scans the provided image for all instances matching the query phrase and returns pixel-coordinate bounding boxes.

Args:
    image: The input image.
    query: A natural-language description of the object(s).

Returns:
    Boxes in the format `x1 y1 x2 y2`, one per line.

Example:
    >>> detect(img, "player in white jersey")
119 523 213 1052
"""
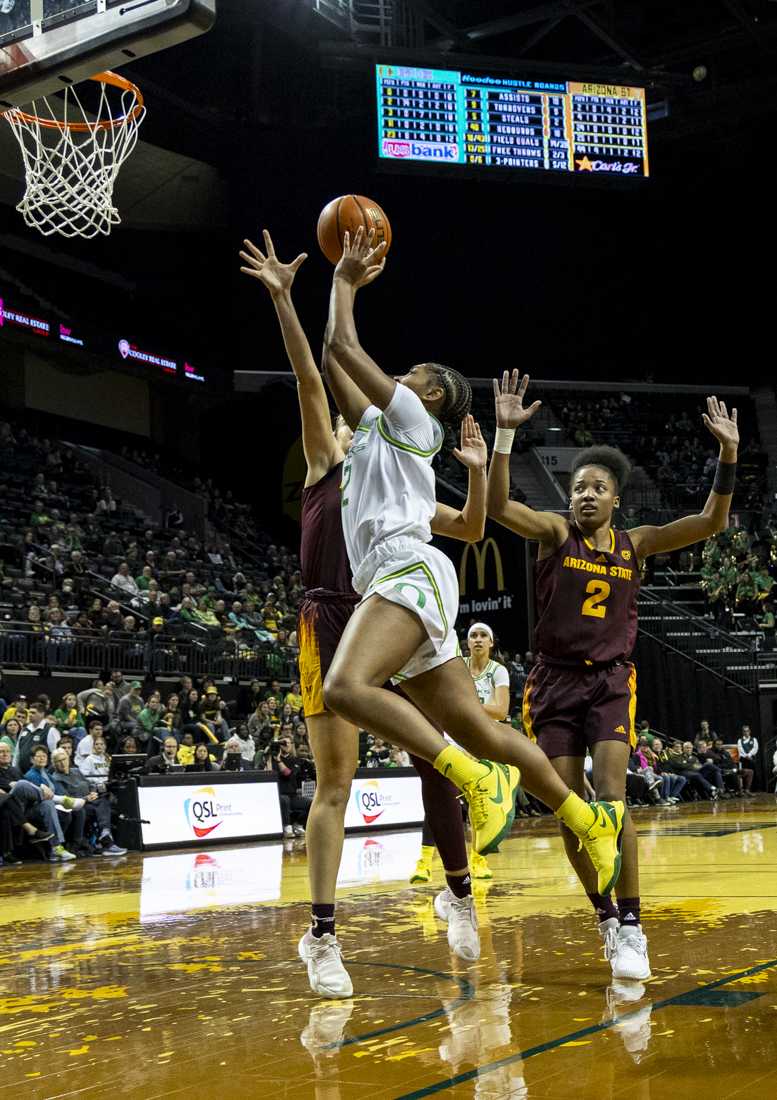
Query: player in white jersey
321 227 626 896
463 623 511 879
411 621 511 884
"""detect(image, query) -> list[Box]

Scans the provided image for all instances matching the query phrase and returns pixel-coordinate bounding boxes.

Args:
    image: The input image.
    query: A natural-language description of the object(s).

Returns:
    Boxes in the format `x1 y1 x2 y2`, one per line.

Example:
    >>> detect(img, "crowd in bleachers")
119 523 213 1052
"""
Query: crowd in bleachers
0 641 769 865
0 413 305 678
550 391 768 517
700 525 776 636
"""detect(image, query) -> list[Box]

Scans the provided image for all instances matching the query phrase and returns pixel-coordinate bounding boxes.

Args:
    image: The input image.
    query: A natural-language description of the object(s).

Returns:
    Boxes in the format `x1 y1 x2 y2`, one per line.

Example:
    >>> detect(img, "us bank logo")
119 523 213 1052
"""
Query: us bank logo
184 786 224 838
382 138 458 161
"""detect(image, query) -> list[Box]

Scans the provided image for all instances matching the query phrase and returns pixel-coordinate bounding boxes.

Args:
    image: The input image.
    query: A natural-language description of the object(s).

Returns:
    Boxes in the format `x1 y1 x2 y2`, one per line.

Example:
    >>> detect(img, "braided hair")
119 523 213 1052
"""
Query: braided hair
424 362 472 430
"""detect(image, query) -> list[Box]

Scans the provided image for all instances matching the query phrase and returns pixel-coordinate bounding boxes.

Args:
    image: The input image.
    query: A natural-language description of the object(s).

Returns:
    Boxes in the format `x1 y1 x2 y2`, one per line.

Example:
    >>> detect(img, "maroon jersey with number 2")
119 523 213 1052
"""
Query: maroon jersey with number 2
534 524 640 664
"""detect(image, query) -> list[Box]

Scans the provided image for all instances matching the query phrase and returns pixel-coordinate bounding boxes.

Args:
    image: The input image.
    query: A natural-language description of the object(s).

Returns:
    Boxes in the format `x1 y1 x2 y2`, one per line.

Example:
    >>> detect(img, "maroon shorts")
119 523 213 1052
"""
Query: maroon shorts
298 593 359 718
522 658 637 758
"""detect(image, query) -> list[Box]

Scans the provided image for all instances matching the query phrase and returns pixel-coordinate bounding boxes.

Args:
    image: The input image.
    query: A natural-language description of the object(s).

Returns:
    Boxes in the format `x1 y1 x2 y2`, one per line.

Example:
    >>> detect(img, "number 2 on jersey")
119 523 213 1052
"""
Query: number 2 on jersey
340 462 351 508
581 579 611 619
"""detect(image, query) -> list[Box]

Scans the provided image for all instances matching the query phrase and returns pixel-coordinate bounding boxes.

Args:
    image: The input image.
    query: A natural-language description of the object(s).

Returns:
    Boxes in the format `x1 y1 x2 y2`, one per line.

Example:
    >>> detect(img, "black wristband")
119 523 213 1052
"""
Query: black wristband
712 460 736 495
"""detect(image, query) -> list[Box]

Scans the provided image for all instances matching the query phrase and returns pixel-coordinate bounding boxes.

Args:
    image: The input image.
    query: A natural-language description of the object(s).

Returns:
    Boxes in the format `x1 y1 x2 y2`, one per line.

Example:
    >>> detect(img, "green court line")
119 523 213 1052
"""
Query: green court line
392 957 777 1098
330 961 474 1049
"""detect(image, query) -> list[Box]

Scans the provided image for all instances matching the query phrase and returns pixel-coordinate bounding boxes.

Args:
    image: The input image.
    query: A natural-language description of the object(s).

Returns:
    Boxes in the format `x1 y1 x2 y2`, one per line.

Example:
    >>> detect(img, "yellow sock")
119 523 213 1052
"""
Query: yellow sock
420 845 435 863
555 792 596 837
433 745 486 790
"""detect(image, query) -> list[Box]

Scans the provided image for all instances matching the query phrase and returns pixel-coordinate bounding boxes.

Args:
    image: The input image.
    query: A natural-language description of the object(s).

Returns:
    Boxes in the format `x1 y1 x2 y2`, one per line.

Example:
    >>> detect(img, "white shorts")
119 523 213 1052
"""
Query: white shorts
358 539 461 681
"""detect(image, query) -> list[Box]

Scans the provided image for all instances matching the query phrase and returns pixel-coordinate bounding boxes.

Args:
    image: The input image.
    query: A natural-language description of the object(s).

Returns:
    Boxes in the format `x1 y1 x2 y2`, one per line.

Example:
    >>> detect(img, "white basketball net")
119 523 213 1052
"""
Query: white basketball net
2 76 145 239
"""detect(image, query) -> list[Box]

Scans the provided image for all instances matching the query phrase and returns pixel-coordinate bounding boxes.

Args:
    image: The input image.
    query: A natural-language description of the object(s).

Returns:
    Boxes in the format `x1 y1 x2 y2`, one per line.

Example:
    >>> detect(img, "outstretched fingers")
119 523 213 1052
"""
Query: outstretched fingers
262 229 276 258
242 239 266 263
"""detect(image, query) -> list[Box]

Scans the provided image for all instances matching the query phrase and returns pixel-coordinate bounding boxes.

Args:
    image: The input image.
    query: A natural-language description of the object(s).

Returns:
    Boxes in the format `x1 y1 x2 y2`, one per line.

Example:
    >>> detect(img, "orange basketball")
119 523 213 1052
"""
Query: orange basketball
316 194 392 265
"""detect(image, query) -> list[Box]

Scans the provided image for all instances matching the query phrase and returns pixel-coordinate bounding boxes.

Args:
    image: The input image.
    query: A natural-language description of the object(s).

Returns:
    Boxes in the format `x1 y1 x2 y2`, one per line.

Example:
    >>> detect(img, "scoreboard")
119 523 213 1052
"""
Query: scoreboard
376 64 649 179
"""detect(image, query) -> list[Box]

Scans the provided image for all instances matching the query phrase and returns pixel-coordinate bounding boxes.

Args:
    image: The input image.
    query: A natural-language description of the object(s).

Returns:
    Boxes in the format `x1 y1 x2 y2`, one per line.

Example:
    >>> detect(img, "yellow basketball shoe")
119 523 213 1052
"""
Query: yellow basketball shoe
579 800 626 895
470 849 493 880
464 762 521 856
410 845 436 884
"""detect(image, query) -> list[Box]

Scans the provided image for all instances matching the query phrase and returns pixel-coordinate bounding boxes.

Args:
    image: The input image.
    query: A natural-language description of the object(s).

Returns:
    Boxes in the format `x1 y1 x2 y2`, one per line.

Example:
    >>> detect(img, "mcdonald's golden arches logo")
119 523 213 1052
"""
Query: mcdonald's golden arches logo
459 538 505 595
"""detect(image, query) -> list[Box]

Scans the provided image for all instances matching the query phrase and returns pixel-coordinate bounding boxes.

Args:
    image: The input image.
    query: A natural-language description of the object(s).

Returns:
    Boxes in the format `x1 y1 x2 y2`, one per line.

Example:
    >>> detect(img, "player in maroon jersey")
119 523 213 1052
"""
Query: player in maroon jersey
240 231 489 998
487 370 740 982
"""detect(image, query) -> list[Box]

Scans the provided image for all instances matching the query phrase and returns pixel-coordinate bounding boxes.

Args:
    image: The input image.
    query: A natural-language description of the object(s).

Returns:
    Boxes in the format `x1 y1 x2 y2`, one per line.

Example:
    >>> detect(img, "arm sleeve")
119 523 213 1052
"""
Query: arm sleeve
381 384 443 454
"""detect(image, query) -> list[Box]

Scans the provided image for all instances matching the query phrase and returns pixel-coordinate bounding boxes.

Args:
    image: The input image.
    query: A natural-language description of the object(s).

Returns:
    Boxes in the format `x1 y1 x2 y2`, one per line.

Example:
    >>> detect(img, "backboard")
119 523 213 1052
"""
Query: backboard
0 0 216 109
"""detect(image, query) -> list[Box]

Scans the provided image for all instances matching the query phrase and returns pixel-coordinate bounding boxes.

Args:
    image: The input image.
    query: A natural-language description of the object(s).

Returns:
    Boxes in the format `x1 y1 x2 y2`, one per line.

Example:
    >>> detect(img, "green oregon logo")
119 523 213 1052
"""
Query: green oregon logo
394 582 426 608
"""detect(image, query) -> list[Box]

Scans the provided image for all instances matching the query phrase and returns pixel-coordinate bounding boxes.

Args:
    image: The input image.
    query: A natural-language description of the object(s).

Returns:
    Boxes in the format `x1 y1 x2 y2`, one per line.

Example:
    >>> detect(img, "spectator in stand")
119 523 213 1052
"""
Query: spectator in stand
693 740 729 796
142 735 178 775
695 719 718 750
176 731 196 766
111 562 140 598
0 743 65 864
135 565 155 593
636 719 657 748
390 746 411 768
663 742 717 800
1 695 27 724
79 734 112 797
737 726 759 789
159 693 182 740
76 680 116 729
52 693 87 747
649 738 686 802
57 733 75 759
75 716 106 763
264 679 285 708
1 716 22 754
757 601 775 651
117 681 144 739
14 702 60 773
220 737 245 772
187 742 218 772
285 680 303 713
630 743 669 805
266 697 280 728
270 736 310 836
23 745 83 860
710 737 750 795
109 670 131 701
137 692 168 755
50 746 127 856
232 723 256 768
200 687 230 741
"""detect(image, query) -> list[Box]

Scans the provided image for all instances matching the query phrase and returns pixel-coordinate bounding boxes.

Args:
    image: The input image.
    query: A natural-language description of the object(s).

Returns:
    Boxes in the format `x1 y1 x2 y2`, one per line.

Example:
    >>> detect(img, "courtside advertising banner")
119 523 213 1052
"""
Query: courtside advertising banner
138 780 283 847
139 843 284 919
336 829 422 886
344 772 424 831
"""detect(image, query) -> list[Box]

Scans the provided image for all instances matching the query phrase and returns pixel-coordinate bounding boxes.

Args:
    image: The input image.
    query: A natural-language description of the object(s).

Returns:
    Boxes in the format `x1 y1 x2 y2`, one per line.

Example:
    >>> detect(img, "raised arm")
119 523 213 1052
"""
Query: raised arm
322 346 370 431
486 370 568 550
432 416 487 544
629 397 739 560
240 231 340 485
324 227 394 410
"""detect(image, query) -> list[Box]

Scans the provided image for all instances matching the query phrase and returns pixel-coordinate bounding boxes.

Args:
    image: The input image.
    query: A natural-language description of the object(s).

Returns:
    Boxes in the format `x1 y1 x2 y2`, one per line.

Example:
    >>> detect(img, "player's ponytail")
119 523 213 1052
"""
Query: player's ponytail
425 363 472 460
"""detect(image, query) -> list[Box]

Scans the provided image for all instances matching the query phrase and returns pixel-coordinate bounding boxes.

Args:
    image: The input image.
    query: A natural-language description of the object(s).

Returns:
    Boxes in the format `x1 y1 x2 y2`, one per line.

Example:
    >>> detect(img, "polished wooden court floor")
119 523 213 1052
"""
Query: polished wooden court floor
2 797 776 1100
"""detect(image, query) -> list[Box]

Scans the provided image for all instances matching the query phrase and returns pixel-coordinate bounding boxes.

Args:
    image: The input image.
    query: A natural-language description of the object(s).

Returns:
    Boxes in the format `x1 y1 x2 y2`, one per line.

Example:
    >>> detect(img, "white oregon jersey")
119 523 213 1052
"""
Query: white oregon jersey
464 656 510 707
340 383 444 593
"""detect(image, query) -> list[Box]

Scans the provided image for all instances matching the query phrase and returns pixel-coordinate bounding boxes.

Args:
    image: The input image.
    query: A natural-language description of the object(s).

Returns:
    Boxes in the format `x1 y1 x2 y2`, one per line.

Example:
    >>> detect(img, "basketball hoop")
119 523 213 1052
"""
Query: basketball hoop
2 71 145 239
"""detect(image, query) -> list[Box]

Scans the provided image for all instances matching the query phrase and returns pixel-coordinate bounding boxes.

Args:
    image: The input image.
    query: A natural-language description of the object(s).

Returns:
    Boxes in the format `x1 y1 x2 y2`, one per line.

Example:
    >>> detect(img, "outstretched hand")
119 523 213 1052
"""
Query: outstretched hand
239 230 307 297
333 226 387 289
493 369 542 429
702 395 739 451
453 415 487 470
